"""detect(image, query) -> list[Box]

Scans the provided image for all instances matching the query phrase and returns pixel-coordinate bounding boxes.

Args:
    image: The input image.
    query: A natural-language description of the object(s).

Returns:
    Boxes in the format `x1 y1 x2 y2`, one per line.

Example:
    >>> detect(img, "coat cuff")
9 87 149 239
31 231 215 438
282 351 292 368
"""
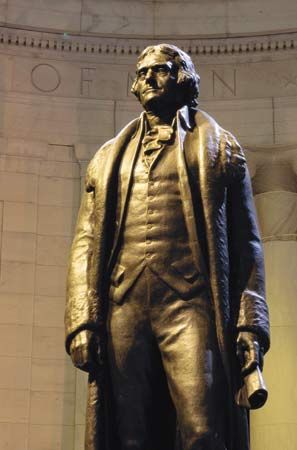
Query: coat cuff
65 324 99 355
236 290 270 353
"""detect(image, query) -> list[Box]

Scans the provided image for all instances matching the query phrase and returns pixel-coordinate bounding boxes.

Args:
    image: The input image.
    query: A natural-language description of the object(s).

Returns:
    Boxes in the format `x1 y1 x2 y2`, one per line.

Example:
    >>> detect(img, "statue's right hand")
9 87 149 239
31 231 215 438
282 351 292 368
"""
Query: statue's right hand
69 330 101 373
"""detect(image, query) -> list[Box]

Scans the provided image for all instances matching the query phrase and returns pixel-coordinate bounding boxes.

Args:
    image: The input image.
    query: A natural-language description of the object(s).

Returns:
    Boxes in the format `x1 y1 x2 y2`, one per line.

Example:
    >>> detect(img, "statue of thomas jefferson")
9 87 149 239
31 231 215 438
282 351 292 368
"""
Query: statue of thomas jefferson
65 44 270 450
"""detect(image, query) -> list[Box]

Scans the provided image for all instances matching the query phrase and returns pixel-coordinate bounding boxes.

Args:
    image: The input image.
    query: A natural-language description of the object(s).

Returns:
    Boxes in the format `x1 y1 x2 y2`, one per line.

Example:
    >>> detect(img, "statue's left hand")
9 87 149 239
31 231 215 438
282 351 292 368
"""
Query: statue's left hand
236 331 264 377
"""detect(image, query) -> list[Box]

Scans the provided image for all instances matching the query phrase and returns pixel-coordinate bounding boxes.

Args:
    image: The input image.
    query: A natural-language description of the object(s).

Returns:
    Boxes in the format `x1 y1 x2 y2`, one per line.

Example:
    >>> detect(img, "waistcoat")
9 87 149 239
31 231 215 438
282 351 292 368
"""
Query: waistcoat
109 128 208 303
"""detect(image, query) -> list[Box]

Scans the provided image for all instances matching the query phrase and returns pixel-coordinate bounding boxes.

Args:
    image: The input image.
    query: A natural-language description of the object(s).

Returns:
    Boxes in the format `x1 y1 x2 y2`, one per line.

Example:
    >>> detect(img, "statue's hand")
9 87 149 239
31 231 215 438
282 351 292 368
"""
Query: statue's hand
236 331 264 377
70 330 101 373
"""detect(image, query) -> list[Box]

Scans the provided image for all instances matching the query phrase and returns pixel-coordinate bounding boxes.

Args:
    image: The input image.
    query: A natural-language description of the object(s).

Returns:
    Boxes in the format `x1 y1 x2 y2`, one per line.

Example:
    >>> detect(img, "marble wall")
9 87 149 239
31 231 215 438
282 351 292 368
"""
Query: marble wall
246 146 297 450
0 19 296 450
0 140 79 449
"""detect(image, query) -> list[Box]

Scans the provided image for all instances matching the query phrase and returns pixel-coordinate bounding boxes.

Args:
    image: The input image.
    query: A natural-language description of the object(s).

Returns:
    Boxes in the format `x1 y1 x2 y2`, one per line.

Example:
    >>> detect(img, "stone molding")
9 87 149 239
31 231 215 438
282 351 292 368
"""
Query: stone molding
1 25 297 58
245 144 297 177
262 234 297 243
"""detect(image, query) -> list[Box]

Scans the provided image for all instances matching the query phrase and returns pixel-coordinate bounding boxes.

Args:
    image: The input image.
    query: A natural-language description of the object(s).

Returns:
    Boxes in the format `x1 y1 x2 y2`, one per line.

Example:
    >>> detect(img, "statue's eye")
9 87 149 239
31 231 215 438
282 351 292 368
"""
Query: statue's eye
155 66 169 74
137 70 147 79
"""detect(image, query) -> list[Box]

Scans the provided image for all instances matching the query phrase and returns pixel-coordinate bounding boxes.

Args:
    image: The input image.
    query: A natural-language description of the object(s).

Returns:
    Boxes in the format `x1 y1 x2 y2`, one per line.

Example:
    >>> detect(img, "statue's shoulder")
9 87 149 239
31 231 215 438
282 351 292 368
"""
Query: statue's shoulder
85 116 140 190
194 109 232 139
194 109 246 181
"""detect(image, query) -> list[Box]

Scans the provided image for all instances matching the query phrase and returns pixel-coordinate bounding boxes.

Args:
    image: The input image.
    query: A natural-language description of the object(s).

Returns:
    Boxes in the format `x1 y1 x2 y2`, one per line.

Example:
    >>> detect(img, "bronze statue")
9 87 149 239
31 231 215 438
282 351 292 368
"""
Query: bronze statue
65 44 270 450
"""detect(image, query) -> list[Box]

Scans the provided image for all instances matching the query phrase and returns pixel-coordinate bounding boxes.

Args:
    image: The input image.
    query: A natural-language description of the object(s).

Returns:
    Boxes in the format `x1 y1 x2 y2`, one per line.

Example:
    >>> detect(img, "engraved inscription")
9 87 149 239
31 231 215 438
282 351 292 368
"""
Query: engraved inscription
81 68 96 97
31 64 61 92
212 70 236 97
282 75 297 88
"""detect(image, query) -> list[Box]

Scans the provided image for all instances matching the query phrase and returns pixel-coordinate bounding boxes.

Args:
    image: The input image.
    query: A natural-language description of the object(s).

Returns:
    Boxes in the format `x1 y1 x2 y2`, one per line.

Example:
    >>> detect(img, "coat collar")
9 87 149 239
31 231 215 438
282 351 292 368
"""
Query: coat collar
139 105 196 135
178 105 196 131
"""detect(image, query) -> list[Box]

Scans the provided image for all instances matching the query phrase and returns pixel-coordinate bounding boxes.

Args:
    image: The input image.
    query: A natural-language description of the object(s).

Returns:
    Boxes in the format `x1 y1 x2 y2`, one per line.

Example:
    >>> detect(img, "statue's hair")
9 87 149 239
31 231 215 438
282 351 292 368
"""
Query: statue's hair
131 43 200 107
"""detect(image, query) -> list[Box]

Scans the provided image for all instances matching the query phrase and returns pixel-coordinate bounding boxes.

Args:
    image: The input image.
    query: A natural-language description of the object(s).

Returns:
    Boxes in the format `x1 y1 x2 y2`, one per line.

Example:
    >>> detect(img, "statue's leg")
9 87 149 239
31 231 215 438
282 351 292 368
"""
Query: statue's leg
106 268 176 450
148 270 228 450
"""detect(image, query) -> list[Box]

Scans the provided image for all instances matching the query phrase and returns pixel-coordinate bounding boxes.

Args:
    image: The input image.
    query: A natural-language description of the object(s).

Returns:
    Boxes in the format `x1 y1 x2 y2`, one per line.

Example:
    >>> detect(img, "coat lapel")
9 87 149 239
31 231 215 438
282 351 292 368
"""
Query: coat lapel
90 118 140 293
195 110 232 379
176 108 208 277
107 116 145 269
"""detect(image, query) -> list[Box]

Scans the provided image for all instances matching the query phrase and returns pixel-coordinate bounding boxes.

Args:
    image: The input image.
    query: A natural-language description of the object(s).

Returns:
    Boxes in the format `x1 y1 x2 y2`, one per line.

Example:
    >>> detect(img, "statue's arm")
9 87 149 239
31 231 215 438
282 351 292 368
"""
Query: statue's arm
225 135 270 373
65 157 101 372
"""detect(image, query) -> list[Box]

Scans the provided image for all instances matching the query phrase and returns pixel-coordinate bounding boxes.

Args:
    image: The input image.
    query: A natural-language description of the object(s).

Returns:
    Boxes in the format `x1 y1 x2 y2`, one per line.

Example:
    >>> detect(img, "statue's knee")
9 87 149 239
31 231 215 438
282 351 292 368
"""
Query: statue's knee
122 438 146 450
183 429 225 450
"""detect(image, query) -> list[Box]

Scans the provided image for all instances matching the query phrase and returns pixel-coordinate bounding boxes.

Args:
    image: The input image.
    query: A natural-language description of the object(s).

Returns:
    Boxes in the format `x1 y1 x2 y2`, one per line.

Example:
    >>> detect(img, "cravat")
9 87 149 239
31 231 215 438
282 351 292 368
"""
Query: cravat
142 125 174 169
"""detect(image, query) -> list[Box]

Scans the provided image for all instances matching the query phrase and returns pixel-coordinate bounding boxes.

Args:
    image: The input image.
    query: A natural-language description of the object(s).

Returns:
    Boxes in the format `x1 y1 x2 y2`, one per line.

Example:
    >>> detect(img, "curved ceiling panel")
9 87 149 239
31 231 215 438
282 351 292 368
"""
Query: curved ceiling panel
0 0 297 38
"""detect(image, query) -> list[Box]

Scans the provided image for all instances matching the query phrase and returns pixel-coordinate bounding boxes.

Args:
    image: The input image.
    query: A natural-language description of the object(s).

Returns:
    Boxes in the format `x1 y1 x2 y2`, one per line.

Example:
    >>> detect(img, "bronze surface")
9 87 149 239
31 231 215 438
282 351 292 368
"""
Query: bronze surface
65 44 270 450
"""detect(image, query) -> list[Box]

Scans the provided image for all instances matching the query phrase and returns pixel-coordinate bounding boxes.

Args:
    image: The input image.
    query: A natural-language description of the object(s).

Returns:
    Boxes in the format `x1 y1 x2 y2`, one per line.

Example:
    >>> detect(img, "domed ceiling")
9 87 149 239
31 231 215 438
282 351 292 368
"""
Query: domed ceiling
0 0 296 38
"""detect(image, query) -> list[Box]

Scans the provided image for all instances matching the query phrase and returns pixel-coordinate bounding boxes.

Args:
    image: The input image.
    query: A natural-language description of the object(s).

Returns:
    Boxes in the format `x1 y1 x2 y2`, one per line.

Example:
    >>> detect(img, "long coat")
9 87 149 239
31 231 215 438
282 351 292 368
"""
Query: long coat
65 106 270 450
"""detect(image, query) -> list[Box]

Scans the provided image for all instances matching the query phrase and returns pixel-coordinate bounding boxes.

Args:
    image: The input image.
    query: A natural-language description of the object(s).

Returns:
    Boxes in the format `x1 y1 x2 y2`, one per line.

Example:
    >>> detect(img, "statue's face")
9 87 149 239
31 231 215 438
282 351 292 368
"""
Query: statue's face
135 52 178 112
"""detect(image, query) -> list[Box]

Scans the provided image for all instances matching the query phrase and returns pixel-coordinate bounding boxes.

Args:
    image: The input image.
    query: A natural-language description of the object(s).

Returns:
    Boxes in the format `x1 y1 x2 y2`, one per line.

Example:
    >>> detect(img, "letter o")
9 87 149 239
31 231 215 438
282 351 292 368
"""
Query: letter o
31 64 61 92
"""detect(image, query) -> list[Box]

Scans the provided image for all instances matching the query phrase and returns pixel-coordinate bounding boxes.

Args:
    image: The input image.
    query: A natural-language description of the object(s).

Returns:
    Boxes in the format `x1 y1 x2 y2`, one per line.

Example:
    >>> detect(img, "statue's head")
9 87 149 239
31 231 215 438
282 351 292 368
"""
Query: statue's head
131 44 200 114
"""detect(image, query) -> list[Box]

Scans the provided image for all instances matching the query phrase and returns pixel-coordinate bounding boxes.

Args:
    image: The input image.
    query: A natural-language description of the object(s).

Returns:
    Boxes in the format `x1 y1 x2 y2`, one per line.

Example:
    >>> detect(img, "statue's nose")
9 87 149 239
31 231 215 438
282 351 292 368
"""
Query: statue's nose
145 68 155 80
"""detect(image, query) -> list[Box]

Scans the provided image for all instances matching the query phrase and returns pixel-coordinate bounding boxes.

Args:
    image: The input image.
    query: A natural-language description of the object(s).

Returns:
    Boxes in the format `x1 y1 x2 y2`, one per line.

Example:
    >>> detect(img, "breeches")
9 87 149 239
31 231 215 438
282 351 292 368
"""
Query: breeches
107 267 227 450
